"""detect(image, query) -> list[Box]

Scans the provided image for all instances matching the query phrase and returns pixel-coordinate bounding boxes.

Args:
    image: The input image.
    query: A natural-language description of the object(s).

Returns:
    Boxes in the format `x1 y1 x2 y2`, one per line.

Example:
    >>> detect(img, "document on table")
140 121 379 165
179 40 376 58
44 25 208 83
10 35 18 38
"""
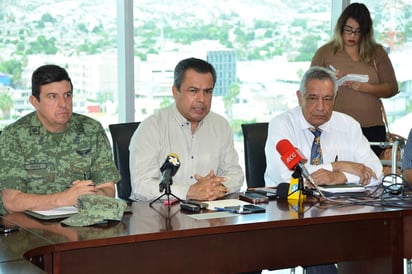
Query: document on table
204 199 250 209
318 183 366 194
337 74 369 86
25 206 78 220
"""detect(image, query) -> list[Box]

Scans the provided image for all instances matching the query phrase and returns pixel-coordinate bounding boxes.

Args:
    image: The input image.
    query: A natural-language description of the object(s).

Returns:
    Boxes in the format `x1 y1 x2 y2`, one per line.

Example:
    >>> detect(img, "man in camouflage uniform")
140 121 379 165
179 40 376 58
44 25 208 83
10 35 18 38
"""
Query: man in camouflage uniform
0 64 120 215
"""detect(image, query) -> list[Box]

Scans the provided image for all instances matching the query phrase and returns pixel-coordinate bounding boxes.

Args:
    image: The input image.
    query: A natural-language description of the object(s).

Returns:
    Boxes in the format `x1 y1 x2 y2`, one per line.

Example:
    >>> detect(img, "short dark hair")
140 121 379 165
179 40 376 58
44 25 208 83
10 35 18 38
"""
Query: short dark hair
173 57 216 91
31 64 73 101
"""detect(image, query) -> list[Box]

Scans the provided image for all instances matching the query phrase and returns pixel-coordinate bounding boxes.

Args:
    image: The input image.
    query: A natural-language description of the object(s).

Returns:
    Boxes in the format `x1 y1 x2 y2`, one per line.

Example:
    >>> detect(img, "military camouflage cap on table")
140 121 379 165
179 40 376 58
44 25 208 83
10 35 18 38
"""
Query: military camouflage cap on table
61 194 127 227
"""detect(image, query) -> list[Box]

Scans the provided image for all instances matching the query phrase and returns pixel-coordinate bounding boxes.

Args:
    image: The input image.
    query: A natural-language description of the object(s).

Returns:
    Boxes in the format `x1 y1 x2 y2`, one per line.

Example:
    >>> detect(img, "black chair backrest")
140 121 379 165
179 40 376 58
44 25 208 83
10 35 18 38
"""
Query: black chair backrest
109 122 140 201
241 122 269 188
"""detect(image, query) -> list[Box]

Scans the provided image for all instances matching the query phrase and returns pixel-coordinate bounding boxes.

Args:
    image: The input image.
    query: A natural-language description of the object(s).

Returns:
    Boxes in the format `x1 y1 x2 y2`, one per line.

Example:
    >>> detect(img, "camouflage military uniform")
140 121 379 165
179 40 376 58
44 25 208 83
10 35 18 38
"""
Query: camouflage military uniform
0 112 120 214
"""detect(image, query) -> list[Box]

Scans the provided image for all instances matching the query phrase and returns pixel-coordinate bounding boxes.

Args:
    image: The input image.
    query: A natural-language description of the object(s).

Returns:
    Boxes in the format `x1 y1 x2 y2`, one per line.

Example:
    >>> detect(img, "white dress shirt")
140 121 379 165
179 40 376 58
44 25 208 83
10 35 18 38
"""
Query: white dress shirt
264 106 383 186
129 104 244 201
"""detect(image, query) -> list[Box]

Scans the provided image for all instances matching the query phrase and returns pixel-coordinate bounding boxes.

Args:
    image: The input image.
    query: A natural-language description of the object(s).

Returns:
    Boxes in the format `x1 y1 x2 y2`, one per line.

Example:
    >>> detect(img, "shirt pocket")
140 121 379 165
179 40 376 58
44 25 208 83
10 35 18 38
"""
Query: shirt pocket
24 161 50 190
69 148 93 181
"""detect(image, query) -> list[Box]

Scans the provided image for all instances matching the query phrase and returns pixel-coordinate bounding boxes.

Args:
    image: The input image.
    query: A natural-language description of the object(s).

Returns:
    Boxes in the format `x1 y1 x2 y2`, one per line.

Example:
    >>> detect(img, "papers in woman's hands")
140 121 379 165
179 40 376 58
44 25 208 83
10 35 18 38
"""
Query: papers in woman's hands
337 74 369 86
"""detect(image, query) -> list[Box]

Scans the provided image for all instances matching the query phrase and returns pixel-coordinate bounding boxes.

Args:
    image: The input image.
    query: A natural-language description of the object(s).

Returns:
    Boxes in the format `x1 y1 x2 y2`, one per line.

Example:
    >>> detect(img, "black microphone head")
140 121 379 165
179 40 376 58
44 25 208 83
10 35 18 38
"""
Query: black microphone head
160 153 180 176
277 182 290 199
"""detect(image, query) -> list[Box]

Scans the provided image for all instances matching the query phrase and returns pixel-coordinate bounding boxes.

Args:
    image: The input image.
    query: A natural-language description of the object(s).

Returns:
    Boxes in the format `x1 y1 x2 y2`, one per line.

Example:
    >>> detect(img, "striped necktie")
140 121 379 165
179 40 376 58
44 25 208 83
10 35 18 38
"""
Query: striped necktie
309 127 323 165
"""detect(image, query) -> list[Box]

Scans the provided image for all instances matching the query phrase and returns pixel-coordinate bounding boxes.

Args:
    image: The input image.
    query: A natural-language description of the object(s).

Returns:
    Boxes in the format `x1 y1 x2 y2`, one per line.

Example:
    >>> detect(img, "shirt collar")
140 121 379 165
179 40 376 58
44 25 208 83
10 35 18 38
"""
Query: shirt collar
297 107 333 133
30 111 76 134
171 103 205 129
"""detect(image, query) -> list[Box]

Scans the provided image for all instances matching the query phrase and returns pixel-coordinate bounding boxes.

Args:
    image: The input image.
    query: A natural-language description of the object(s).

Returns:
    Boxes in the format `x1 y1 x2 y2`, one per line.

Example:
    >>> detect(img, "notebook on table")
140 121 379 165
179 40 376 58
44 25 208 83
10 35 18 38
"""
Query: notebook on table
25 206 78 220
318 183 367 197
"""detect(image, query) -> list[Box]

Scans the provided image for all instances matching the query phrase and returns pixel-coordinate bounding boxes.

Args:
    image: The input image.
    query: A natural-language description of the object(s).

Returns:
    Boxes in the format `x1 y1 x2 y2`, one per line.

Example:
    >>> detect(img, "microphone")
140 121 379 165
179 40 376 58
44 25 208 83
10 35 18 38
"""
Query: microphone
276 139 325 198
276 182 290 199
159 153 181 192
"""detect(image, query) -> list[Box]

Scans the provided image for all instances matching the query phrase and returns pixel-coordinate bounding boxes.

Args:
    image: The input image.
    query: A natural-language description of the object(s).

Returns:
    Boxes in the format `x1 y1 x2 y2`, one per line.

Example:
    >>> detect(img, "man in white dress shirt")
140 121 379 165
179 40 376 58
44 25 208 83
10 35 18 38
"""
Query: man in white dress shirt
265 66 383 274
265 66 382 188
129 57 244 201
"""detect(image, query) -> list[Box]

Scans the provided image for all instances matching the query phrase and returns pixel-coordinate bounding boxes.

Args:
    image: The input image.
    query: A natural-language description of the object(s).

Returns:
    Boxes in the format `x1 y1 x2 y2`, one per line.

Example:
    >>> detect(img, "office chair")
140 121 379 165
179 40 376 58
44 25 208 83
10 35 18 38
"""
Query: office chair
241 122 268 188
109 122 140 201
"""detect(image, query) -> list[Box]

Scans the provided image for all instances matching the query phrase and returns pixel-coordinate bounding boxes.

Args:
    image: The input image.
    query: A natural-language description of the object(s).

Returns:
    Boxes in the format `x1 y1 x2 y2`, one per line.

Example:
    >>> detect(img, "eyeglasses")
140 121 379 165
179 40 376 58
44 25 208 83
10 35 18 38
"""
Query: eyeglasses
343 26 361 36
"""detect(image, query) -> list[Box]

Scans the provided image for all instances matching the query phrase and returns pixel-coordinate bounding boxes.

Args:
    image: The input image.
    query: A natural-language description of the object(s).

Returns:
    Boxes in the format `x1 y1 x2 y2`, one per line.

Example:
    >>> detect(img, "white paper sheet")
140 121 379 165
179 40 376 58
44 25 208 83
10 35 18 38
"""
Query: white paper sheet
337 74 369 86
204 199 250 209
25 206 78 220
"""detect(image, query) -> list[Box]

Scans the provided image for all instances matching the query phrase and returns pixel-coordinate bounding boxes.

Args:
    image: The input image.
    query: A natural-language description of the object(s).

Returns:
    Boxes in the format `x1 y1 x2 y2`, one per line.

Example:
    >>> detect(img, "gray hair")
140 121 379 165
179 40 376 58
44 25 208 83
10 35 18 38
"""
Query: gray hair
299 66 338 97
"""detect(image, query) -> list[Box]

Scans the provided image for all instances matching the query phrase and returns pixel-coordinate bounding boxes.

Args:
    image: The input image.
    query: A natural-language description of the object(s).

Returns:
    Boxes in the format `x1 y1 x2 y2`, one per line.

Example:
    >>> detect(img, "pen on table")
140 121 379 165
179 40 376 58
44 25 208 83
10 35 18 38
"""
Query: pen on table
329 65 336 72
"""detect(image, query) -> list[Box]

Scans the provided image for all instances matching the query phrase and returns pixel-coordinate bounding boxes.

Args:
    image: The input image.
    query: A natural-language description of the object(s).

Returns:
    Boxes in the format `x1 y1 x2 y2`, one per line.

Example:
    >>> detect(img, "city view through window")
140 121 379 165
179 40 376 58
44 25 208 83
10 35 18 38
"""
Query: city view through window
1 0 411 179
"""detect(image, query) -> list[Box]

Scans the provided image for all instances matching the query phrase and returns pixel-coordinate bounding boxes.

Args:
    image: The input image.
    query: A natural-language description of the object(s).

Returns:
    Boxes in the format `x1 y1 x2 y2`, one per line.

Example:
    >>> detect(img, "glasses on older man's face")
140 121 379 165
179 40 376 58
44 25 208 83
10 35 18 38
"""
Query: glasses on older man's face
343 26 361 36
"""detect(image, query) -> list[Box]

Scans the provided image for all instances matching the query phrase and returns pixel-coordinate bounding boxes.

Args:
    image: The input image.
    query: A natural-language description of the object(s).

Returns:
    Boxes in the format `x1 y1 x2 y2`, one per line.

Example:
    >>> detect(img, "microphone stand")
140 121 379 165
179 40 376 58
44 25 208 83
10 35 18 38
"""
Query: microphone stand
150 177 183 208
291 169 312 197
290 170 309 217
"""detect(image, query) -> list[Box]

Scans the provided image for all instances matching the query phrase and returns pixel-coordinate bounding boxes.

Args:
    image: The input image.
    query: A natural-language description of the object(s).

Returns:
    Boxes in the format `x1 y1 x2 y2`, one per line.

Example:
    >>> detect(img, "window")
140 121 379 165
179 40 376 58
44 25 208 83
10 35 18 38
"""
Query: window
1 1 411 172
0 0 117 129
132 0 333 137
355 0 412 138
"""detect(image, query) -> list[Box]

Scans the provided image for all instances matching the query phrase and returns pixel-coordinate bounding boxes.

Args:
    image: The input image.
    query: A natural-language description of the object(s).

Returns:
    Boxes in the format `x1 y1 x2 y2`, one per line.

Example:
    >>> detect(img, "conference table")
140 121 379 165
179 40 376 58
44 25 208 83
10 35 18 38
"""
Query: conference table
1 195 412 274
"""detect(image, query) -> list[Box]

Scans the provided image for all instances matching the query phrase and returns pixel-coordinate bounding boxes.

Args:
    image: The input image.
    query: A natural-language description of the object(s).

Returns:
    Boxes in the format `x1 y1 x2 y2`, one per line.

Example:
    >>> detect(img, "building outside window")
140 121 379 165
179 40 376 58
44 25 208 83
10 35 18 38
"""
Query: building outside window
0 0 411 170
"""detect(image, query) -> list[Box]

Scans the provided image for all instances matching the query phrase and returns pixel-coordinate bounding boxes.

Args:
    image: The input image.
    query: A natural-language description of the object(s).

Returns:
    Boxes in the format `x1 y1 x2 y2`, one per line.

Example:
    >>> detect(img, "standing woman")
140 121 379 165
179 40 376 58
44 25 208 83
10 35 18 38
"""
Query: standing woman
311 3 398 156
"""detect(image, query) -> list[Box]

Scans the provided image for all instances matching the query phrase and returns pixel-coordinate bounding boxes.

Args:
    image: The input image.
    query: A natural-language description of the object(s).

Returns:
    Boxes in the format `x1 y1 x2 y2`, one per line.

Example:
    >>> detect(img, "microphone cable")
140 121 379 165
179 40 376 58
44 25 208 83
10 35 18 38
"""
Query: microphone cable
318 174 412 209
